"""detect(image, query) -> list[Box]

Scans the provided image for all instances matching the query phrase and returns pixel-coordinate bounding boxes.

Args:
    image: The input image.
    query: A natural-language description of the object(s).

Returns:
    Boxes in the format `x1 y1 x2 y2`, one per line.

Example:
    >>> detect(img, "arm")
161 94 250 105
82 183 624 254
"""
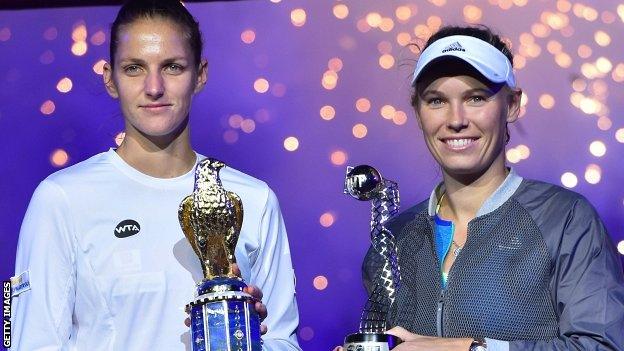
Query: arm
506 198 624 351
385 197 624 351
251 188 301 351
10 180 77 350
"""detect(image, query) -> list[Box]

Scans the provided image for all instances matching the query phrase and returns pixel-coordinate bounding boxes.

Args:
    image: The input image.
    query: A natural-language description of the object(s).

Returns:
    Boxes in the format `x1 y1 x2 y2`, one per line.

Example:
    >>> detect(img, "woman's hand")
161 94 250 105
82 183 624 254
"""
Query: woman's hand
386 327 473 351
184 263 269 335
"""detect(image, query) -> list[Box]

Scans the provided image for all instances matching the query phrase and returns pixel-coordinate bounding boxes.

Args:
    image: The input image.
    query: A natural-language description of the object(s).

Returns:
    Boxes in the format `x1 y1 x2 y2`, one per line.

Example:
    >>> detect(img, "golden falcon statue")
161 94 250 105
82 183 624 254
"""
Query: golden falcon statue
178 158 243 280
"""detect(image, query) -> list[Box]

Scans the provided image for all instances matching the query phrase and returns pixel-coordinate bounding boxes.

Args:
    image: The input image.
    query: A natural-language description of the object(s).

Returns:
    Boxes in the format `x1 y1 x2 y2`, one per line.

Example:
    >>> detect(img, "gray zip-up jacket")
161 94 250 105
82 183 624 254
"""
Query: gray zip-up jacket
363 171 624 350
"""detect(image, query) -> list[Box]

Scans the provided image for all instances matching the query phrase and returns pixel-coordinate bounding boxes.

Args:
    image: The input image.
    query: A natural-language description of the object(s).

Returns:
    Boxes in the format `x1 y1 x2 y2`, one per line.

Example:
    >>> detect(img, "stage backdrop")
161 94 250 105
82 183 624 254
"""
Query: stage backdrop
1 0 623 349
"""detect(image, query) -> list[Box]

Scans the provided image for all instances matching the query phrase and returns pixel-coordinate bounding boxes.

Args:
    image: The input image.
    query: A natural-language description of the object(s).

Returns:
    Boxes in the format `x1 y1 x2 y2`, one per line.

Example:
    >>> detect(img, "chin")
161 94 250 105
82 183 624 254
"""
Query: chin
442 164 488 178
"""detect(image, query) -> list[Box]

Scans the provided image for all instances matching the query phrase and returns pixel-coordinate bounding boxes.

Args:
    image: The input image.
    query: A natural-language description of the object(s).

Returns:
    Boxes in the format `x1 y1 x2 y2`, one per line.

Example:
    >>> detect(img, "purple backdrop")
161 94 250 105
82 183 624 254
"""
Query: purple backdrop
1 1 623 349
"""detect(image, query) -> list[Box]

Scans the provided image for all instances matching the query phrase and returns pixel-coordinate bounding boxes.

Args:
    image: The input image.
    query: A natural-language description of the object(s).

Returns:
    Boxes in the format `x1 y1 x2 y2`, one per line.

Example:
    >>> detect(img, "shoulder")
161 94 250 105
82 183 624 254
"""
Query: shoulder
386 199 429 238
510 178 608 258
512 178 598 218
44 151 113 189
220 164 276 209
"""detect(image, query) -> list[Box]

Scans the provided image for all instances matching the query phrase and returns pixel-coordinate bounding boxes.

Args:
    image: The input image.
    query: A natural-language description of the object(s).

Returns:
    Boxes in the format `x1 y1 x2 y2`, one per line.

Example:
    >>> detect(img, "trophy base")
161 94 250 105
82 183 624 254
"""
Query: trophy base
188 277 262 351
343 332 400 351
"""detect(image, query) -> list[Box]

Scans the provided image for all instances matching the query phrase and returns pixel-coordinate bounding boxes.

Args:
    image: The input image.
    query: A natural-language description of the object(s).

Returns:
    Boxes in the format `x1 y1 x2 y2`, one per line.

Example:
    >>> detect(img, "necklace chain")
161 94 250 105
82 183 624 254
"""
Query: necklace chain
437 192 464 257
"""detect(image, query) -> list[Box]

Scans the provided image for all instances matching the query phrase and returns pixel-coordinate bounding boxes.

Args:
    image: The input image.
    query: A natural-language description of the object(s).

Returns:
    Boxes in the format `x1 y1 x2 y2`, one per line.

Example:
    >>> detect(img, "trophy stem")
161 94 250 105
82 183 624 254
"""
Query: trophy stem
359 179 401 333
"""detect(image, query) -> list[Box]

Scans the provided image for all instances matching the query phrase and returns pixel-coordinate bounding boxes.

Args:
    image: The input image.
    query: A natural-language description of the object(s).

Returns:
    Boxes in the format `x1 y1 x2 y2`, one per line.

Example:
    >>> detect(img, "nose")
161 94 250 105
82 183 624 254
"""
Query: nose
144 70 164 99
447 102 469 132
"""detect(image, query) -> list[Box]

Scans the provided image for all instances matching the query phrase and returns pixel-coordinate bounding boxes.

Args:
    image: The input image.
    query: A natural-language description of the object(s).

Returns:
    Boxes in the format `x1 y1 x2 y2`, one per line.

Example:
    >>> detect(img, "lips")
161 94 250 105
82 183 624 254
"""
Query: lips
140 103 172 108
441 137 479 150
139 103 173 113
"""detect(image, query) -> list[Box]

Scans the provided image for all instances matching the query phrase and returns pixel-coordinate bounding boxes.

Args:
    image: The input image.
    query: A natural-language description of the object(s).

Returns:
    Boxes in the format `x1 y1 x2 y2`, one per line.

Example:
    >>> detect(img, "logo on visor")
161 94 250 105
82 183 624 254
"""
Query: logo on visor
442 42 466 53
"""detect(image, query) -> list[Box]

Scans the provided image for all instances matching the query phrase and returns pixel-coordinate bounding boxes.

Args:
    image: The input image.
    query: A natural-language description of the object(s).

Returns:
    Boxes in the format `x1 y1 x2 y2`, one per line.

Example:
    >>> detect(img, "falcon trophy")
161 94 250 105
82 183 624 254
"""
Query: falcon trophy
179 158 261 351
343 165 402 351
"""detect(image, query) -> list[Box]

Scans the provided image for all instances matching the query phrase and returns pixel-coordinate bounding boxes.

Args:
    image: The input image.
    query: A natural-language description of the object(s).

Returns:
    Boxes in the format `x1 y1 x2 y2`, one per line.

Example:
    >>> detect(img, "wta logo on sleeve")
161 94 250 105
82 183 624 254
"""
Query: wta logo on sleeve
10 271 31 297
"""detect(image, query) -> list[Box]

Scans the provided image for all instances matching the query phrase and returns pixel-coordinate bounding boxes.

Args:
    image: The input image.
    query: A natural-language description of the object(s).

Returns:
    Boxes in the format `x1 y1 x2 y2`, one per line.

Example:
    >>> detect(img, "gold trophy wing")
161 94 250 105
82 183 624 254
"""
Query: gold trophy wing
178 194 207 278
225 190 243 265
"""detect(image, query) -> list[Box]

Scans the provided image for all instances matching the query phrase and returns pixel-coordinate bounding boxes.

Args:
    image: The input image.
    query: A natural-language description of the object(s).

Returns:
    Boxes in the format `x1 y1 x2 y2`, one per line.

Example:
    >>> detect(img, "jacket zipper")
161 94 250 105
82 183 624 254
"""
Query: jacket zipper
436 289 445 337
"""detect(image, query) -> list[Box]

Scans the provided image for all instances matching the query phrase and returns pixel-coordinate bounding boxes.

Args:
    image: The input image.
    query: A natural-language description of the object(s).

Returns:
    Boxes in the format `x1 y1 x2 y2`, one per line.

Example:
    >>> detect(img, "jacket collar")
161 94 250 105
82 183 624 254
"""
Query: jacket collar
427 168 523 217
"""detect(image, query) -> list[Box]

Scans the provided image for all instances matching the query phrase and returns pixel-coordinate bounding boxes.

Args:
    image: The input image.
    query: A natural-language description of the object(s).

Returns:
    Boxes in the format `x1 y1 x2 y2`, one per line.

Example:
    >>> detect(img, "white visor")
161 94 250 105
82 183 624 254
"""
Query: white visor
411 35 516 87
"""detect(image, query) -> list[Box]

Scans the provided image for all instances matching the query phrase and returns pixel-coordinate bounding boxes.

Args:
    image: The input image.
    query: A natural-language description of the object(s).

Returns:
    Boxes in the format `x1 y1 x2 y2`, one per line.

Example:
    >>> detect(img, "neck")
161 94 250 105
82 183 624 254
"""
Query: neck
116 125 196 178
438 156 508 223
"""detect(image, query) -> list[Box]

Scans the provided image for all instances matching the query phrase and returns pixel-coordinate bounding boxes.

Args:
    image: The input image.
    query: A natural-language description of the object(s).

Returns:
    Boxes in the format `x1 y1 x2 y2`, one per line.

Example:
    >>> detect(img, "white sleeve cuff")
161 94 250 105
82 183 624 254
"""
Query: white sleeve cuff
485 338 509 351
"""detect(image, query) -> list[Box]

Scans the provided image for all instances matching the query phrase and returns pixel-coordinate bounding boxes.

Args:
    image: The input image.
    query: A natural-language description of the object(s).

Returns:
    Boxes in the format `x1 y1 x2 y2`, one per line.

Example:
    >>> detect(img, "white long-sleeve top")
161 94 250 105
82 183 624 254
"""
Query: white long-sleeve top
10 149 301 351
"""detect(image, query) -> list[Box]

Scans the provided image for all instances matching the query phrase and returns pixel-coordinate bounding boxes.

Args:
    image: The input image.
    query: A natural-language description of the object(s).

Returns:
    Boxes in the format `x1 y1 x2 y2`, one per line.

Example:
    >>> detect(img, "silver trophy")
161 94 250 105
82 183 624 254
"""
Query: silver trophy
343 165 401 351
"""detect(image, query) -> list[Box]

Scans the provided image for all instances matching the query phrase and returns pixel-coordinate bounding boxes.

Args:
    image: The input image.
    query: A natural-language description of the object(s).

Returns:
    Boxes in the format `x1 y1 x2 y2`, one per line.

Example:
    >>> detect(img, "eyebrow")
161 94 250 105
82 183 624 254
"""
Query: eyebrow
118 57 189 65
420 87 495 97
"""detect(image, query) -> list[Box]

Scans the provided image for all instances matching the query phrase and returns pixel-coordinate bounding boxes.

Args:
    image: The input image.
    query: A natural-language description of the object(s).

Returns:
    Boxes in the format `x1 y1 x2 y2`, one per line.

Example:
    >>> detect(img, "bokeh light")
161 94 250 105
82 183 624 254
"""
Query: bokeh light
597 117 612 131
240 119 256 133
291 9 307 27
380 105 396 119
92 59 106 75
50 149 69 167
589 140 606 157
223 130 239 144
594 30 611 46
0 27 11 42
40 50 55 65
319 212 335 227
352 123 368 139
538 94 555 109
43 27 57 41
396 32 411 46
271 83 287 97
379 18 395 32
283 136 300 151
115 132 125 146
356 98 371 112
253 78 269 93
366 12 382 27
463 5 483 23
56 77 73 93
330 150 347 166
584 164 602 184
328 57 343 72
298 326 314 341
506 148 521 163
615 128 624 143
90 30 106 46
516 144 531 159
228 114 244 129
71 41 87 56
320 105 336 120
333 4 349 19
313 276 328 290
40 100 56 115
241 29 256 44
560 172 578 188
617 241 624 255
393 111 408 125
395 6 412 21
379 54 395 69
322 70 338 90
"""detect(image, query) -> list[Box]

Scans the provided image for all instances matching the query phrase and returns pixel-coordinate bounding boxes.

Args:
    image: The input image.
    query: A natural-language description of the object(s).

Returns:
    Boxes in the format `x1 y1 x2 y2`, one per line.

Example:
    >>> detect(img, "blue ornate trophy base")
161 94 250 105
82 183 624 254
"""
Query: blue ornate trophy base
188 277 262 351
343 333 400 351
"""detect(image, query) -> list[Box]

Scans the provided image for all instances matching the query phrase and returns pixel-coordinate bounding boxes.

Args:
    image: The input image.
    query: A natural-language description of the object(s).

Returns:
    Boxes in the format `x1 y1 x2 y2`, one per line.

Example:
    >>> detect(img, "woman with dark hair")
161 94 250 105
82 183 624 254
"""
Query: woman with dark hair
10 1 300 350
344 25 624 351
